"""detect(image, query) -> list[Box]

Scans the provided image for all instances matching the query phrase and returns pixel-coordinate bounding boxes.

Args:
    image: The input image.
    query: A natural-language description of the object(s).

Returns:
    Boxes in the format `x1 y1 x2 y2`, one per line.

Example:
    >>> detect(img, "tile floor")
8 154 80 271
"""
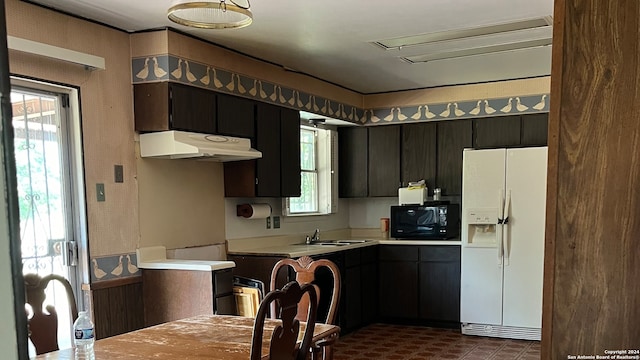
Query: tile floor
333 323 540 360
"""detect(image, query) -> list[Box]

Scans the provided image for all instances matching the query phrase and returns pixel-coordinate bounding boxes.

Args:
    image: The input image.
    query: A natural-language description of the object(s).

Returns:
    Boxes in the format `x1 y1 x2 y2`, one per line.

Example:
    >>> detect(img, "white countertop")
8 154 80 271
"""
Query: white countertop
227 238 461 257
137 246 236 271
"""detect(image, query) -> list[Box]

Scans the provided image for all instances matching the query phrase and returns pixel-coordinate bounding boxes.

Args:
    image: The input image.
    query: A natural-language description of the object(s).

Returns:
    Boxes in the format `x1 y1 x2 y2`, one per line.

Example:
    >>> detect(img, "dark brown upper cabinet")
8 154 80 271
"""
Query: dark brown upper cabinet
279 107 301 197
338 127 368 198
217 93 255 140
134 82 216 134
521 113 549 146
368 125 401 197
473 115 521 149
436 119 472 196
402 122 437 192
224 103 300 198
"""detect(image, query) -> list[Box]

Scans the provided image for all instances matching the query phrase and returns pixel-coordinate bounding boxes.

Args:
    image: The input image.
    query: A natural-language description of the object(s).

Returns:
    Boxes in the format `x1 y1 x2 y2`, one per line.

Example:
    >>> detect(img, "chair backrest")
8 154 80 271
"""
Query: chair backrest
269 256 341 325
24 273 78 355
251 281 318 360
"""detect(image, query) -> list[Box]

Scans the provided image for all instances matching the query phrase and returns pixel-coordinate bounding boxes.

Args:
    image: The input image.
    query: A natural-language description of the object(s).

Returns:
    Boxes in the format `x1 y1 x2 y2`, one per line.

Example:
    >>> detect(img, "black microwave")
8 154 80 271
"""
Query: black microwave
390 203 460 240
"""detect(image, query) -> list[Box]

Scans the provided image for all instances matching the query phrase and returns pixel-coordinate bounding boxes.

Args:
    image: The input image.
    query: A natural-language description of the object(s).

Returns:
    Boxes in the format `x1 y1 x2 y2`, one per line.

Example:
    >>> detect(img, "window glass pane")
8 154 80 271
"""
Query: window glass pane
289 171 318 213
300 129 315 171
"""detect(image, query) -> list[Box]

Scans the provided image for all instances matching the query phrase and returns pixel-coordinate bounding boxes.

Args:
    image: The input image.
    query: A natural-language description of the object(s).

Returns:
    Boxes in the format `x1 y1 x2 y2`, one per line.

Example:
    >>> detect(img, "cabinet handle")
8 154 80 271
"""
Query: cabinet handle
255 178 258 185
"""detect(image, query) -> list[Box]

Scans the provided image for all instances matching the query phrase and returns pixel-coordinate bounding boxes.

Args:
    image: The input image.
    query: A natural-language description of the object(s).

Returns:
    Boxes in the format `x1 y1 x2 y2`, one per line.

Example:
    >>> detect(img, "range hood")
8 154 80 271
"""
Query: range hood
139 131 262 161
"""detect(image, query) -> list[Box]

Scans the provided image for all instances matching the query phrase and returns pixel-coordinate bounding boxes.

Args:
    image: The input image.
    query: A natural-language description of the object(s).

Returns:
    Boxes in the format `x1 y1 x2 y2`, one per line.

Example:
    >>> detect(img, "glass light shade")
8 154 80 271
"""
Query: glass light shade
168 1 252 29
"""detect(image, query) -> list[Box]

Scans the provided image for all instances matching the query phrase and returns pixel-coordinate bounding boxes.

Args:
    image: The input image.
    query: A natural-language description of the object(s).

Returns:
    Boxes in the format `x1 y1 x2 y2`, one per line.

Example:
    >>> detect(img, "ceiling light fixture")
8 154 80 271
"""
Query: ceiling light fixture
167 0 252 29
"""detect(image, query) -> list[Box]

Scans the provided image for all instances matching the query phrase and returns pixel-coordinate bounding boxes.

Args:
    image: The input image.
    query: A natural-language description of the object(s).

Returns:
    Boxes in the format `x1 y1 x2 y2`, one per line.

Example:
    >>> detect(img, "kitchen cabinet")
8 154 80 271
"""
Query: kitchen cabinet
473 114 549 149
368 125 401 197
402 122 437 192
224 103 301 197
473 116 521 149
521 113 548 146
340 247 379 334
217 93 255 139
280 107 302 197
378 245 419 320
134 82 217 134
141 268 235 327
418 246 461 325
378 244 461 327
436 119 472 196
338 127 368 198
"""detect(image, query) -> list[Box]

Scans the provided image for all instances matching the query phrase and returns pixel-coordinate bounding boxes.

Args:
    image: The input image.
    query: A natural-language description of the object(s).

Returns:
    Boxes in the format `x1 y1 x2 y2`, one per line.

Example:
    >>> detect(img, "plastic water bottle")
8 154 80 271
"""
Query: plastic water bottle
73 311 95 360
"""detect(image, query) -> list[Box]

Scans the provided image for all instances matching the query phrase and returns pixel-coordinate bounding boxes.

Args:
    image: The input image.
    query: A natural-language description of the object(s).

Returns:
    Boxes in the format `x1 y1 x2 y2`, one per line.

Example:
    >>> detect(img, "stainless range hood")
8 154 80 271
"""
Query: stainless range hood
139 130 261 161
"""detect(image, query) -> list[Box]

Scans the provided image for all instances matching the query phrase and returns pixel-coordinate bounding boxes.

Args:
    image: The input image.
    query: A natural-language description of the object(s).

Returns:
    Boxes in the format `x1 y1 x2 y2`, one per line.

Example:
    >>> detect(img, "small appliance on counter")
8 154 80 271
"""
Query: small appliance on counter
390 201 460 240
398 180 428 205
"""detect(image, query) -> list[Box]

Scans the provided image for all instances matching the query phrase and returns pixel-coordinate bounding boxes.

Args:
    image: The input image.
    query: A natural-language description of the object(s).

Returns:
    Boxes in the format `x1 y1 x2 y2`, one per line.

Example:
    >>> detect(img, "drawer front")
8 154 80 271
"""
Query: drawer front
419 246 461 262
360 245 378 264
378 245 419 262
344 248 361 268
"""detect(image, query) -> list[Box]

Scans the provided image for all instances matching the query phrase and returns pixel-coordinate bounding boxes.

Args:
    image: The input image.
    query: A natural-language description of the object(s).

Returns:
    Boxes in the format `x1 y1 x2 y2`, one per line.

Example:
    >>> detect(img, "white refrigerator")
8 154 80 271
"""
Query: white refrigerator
460 147 547 341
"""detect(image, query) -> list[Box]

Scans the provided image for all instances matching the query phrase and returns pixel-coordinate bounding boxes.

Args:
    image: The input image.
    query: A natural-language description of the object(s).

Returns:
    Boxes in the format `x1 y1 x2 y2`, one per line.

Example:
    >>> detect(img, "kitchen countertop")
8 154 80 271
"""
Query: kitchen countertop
137 246 236 271
227 238 461 258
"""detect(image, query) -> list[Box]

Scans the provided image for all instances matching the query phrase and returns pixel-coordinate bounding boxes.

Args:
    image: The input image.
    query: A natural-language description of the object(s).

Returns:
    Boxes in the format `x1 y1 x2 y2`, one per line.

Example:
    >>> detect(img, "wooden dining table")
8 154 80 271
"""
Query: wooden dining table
36 314 340 359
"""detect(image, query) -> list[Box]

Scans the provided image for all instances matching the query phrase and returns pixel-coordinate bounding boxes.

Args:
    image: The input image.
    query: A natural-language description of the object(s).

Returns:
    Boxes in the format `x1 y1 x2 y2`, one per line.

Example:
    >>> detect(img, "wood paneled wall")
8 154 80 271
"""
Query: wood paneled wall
91 279 144 339
543 0 640 357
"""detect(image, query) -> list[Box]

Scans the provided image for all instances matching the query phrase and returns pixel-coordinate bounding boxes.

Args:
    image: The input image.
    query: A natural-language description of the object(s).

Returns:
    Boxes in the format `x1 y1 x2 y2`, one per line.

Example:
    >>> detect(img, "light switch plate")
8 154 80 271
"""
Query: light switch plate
96 183 105 202
273 216 280 229
266 217 271 229
114 165 124 183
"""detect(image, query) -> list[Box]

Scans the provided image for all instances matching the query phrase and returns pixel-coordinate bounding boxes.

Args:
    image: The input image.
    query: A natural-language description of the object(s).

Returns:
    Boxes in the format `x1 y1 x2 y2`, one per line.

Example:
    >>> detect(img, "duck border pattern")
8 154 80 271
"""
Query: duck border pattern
131 55 550 125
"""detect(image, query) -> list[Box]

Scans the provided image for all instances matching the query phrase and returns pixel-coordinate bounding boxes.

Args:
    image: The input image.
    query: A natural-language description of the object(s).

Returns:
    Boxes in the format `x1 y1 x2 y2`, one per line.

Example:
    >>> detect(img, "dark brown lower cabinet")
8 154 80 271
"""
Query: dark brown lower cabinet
418 246 461 325
378 245 461 327
378 245 419 320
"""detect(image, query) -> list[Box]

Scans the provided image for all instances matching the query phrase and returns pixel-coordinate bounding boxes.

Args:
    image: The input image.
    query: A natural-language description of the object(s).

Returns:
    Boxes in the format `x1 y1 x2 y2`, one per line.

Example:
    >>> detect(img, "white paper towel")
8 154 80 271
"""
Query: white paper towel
236 203 272 219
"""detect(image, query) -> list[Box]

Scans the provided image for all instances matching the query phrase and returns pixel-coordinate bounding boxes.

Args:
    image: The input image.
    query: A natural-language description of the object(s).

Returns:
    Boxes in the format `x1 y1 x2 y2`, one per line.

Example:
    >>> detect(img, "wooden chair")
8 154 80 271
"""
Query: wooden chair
24 273 78 355
250 281 318 360
269 256 341 360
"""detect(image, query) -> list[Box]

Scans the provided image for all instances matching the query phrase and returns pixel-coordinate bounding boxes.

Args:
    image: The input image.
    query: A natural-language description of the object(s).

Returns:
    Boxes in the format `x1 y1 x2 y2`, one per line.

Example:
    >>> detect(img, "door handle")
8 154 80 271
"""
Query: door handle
62 240 78 267
497 189 504 266
503 190 511 266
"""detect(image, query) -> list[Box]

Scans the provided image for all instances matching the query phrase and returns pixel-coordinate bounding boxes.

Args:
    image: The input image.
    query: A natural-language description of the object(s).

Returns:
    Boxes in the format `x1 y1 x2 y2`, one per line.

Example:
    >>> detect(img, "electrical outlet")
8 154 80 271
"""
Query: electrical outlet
114 165 124 183
273 216 280 229
96 183 105 202
266 217 271 229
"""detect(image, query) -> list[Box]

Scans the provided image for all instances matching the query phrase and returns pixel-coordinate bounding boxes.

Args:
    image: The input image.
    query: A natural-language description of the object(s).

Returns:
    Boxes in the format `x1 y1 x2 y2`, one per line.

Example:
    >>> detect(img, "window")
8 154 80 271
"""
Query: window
285 125 337 216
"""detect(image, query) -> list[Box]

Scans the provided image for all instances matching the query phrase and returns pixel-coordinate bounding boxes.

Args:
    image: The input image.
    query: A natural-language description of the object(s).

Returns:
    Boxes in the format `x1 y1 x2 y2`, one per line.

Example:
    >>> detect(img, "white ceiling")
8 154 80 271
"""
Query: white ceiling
24 0 554 94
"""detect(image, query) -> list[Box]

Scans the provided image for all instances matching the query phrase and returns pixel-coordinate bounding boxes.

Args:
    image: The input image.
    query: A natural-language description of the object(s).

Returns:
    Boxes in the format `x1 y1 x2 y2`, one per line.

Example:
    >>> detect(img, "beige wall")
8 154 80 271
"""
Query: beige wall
6 0 138 257
6 2 550 257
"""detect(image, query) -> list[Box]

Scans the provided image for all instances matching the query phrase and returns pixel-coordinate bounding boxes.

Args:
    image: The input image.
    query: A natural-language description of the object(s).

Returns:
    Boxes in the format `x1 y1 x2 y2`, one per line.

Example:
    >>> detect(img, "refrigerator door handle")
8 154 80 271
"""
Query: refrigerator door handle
503 190 512 266
497 189 504 266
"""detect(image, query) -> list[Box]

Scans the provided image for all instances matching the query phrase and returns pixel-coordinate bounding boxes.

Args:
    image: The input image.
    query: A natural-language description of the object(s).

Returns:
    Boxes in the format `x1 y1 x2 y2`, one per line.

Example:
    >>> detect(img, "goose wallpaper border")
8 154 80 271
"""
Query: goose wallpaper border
131 55 550 125
90 253 139 282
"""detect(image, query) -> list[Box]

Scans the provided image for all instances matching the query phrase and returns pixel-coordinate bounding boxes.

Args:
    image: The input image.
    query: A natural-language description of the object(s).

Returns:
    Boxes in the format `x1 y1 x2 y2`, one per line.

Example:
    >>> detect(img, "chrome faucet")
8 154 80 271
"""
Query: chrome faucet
306 229 320 244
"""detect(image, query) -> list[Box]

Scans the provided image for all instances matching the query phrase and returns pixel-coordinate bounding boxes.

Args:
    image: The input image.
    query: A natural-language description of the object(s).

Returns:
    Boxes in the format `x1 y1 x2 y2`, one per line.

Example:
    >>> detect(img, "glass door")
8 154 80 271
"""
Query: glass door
11 84 84 350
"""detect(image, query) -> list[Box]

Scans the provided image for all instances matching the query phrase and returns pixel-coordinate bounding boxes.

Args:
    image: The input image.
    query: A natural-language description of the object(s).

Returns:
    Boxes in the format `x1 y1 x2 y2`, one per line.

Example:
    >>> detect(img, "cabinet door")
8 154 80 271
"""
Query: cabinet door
360 253 378 326
473 116 520 149
280 107 301 197
402 122 436 190
343 265 363 332
436 120 472 196
368 125 401 197
338 127 368 197
378 245 418 319
170 83 217 134
134 82 217 133
378 260 418 319
418 246 461 323
521 113 548 146
216 93 255 139
255 103 281 197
